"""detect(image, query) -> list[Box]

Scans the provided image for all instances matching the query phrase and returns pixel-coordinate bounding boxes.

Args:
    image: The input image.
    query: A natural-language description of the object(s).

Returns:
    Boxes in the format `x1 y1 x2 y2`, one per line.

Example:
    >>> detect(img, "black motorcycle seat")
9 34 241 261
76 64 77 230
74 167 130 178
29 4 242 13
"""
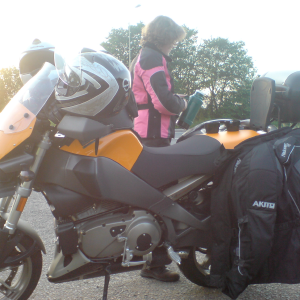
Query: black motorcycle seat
131 135 223 188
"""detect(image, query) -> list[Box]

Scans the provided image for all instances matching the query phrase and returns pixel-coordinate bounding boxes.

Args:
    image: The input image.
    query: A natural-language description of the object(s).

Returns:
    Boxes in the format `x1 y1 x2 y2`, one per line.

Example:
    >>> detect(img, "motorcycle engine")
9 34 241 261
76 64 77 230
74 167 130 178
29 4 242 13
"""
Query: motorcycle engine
77 208 161 259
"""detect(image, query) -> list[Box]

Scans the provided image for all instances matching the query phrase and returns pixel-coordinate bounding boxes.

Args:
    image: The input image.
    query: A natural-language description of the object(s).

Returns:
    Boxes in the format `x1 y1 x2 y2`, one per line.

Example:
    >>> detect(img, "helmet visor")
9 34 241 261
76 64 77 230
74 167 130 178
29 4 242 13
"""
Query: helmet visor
54 46 82 88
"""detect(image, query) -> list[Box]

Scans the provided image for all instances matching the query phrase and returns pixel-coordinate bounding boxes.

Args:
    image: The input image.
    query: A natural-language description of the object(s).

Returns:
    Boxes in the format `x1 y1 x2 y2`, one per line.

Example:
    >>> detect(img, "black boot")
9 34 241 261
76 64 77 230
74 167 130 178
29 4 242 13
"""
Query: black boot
140 266 180 282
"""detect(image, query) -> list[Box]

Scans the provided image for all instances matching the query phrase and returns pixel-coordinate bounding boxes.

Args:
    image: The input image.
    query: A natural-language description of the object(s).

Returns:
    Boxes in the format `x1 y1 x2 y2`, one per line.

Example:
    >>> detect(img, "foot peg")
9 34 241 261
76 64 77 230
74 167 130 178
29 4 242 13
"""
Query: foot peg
166 245 181 265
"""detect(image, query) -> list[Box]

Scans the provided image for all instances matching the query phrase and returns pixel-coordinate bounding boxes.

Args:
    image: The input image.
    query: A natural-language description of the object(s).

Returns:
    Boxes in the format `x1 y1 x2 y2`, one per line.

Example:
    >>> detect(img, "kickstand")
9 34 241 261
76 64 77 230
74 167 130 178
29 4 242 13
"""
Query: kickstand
102 266 111 300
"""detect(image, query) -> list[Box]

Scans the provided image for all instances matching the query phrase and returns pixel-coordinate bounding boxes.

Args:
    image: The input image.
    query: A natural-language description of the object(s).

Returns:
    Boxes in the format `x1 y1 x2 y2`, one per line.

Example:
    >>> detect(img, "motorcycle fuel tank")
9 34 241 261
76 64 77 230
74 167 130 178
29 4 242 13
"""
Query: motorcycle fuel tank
60 130 143 171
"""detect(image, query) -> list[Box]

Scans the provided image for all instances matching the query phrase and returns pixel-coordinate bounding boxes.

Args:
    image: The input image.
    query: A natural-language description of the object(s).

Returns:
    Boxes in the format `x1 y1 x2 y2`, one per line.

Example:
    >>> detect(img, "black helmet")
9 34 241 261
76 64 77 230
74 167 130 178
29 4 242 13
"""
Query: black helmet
19 39 55 84
55 51 131 119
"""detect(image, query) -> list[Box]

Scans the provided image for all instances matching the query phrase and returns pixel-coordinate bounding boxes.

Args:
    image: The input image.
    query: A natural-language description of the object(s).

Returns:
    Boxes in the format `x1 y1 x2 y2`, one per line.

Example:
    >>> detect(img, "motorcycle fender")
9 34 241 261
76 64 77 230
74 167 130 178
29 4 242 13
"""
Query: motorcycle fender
1 213 46 254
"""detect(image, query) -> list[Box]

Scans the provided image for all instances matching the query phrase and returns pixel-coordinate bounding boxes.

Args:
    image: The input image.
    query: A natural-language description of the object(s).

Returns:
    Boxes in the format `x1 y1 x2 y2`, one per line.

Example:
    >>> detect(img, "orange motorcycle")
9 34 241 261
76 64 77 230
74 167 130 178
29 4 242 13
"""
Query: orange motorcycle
0 41 293 300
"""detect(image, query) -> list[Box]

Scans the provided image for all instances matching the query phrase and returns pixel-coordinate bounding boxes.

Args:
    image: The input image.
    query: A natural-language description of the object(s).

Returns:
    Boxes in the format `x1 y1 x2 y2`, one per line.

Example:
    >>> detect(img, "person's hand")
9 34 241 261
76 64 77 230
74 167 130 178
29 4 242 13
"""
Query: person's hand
175 94 187 110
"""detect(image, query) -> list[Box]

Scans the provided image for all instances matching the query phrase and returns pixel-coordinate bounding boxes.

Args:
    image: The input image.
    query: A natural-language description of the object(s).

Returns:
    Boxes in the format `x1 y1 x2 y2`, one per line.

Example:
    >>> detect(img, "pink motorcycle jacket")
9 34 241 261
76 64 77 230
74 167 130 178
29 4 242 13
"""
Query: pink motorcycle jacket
130 42 186 139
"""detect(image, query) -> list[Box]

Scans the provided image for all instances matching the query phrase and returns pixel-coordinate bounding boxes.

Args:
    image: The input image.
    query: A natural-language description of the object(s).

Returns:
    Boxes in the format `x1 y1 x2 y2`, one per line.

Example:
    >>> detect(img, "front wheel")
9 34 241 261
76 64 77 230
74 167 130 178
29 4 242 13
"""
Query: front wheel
178 247 213 288
0 235 42 300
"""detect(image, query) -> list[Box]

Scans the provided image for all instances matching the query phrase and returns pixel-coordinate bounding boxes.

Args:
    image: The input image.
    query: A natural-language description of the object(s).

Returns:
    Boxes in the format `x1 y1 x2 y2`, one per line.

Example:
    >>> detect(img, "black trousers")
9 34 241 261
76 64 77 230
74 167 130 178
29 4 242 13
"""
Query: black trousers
140 138 171 147
140 137 172 268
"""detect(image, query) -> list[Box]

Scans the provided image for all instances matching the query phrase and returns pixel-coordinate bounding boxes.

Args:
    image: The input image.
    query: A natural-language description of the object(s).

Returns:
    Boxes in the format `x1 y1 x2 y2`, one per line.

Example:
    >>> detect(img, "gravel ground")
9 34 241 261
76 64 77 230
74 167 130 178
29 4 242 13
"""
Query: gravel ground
19 192 300 300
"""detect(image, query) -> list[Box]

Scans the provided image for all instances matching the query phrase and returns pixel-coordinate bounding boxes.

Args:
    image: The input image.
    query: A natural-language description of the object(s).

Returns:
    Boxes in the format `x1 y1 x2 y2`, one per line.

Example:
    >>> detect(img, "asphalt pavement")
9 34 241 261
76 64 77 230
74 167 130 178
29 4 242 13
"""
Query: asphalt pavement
19 191 300 300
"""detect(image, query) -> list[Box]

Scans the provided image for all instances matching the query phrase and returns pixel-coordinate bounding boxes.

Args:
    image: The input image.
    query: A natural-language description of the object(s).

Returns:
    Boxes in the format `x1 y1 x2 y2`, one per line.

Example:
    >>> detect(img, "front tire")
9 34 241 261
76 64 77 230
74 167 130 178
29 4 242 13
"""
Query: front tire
179 247 213 288
0 235 42 300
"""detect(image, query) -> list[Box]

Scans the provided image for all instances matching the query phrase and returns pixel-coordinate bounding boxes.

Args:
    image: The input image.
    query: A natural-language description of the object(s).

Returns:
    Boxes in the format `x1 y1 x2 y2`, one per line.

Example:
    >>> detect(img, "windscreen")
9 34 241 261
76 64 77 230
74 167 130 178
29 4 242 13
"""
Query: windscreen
0 63 58 134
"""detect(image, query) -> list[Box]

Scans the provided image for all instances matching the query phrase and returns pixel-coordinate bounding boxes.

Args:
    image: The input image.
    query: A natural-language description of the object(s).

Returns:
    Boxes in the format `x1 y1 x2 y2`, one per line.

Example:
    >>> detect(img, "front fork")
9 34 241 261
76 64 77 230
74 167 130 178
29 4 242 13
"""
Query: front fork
0 131 51 235
0 196 13 215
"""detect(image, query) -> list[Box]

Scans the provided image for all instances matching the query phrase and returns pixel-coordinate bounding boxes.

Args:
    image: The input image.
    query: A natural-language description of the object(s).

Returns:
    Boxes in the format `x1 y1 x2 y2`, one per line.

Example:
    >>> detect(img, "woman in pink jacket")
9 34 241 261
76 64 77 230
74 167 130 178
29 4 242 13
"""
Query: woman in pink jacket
130 16 187 147
130 16 187 282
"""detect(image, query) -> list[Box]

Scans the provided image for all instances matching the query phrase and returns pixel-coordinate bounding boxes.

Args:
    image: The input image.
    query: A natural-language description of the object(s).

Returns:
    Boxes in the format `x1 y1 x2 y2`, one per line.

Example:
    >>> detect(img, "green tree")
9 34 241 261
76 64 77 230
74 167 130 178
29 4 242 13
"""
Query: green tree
196 37 256 119
102 26 257 122
101 22 144 68
217 79 253 119
0 67 23 112
169 26 200 96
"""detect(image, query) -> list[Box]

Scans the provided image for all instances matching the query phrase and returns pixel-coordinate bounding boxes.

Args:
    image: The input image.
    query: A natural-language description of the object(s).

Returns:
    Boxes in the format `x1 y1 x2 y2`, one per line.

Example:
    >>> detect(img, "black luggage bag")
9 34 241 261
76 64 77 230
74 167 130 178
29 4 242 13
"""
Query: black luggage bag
210 127 300 299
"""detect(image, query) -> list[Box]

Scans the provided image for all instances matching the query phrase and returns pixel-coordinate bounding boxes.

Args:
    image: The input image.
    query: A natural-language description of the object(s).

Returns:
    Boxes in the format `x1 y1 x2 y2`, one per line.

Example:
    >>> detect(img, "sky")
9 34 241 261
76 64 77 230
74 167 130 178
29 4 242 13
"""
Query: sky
1 0 300 76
